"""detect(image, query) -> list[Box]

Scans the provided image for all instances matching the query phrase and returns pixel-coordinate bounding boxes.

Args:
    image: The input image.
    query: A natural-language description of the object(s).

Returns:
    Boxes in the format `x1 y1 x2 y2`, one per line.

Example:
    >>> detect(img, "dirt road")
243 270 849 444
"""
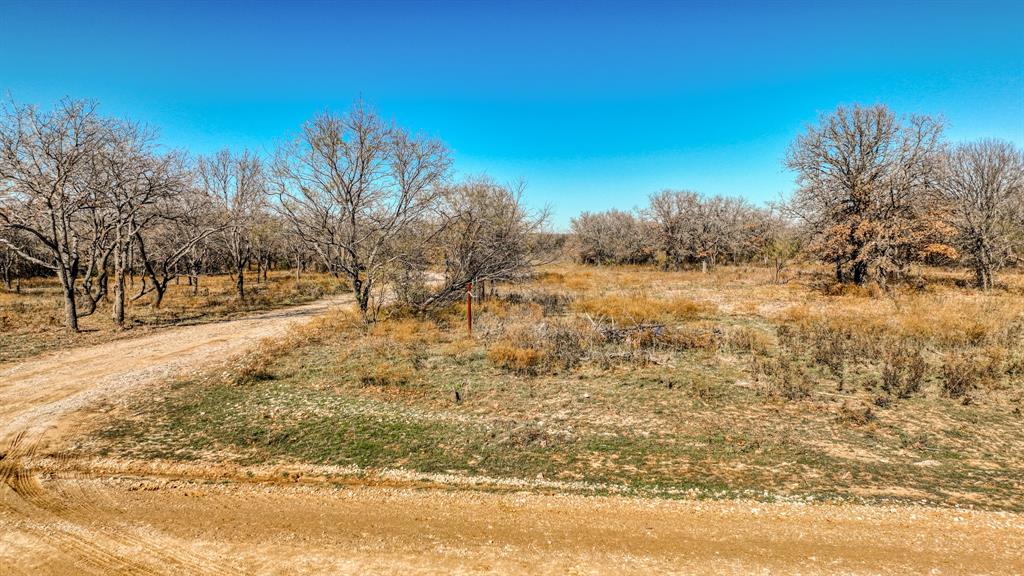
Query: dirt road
2 299 1023 575
3 474 1022 575
0 297 346 446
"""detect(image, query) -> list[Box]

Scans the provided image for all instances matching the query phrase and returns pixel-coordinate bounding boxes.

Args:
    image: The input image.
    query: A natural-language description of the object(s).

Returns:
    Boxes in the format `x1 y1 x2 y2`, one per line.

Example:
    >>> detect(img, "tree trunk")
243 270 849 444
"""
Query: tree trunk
152 283 166 309
236 266 245 301
59 268 79 332
352 274 370 318
852 261 868 285
112 242 127 327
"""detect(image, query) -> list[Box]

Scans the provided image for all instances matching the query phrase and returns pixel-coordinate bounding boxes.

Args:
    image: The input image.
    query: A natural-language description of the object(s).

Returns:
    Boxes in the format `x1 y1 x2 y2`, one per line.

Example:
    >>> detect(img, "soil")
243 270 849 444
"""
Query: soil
2 297 1022 575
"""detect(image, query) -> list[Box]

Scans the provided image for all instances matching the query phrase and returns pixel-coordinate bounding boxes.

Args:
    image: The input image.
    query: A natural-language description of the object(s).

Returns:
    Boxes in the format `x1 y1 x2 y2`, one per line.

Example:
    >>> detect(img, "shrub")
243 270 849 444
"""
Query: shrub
940 353 984 399
232 354 275 385
574 293 713 325
487 318 593 375
880 342 927 399
664 325 722 352
358 360 414 387
754 355 812 401
726 325 774 355
369 317 440 344
487 344 544 374
837 401 876 426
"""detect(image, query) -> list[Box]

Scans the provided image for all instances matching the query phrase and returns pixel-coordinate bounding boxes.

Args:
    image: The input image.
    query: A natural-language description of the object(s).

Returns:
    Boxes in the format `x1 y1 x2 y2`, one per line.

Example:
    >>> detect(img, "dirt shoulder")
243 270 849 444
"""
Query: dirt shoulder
3 474 1022 576
0 296 348 447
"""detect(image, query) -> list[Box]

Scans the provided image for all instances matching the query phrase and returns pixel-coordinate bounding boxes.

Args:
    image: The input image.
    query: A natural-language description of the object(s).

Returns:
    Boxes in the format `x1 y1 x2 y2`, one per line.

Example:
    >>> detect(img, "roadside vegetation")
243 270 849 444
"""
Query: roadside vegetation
85 263 1024 510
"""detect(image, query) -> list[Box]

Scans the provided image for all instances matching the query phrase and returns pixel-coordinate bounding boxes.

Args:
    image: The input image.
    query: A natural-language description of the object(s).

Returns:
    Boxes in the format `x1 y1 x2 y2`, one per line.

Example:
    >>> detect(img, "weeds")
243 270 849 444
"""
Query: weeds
879 342 927 399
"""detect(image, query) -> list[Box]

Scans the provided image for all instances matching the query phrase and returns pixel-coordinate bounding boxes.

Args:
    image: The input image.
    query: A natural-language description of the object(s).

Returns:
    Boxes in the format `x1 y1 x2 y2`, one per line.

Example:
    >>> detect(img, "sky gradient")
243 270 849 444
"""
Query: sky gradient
2 0 1022 229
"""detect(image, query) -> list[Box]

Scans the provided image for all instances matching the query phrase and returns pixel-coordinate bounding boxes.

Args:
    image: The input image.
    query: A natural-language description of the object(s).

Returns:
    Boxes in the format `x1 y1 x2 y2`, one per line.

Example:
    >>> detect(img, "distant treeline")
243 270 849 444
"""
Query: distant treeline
570 104 1023 289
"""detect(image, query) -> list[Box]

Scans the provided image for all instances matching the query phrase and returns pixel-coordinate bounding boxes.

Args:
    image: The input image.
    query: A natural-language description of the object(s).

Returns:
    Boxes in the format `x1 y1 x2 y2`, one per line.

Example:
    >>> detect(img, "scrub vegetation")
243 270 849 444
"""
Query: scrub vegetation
87 263 1024 510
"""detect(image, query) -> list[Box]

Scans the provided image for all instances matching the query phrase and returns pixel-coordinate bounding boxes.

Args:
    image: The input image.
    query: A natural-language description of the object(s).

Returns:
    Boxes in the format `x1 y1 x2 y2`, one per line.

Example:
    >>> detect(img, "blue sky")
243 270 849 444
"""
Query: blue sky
2 0 1022 229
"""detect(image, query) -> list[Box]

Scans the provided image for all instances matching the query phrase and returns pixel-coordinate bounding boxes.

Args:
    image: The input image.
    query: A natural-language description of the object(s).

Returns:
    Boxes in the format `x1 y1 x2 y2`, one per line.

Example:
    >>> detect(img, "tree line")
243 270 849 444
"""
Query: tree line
0 98 549 330
571 104 1024 289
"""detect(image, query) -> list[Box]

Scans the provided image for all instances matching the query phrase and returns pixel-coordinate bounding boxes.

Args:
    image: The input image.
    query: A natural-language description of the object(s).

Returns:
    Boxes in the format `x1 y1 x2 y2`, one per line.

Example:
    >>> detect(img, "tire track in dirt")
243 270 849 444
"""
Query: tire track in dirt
2 433 240 575
0 297 350 575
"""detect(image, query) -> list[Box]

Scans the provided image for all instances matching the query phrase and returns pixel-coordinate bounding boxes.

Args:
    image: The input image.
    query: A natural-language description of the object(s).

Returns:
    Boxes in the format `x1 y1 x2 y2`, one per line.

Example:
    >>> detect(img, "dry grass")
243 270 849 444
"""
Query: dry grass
85 262 1024 510
0 270 344 363
574 292 714 325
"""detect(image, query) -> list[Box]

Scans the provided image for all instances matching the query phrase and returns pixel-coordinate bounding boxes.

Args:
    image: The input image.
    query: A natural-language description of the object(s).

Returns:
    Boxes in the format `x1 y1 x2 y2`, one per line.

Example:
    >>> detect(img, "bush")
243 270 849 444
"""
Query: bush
574 293 713 325
940 353 984 399
726 325 774 355
487 318 593 375
837 401 876 426
880 342 927 399
487 344 543 374
754 355 812 401
358 360 414 387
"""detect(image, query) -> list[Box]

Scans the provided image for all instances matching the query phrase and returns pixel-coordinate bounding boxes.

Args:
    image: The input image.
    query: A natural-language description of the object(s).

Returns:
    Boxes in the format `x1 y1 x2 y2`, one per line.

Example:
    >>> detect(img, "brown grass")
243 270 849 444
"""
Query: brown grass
0 270 344 363
574 292 714 325
79 261 1024 510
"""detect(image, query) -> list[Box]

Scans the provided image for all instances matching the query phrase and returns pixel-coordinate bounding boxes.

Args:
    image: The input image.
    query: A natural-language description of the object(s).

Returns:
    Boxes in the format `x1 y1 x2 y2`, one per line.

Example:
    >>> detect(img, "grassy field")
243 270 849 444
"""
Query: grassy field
0 270 344 363
79 263 1024 510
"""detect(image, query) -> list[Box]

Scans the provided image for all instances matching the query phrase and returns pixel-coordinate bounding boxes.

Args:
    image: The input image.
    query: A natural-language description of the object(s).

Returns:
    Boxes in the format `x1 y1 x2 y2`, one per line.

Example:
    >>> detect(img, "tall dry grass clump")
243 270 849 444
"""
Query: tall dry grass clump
487 317 595 375
574 292 714 325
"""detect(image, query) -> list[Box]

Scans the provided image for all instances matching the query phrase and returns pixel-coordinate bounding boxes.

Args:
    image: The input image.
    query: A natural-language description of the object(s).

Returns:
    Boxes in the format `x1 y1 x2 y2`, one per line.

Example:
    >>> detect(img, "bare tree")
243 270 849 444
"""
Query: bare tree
785 104 951 284
937 139 1024 289
0 98 110 330
199 149 266 301
643 191 770 271
99 121 186 325
133 166 223 307
406 177 550 311
570 209 652 265
272 102 450 318
647 190 699 270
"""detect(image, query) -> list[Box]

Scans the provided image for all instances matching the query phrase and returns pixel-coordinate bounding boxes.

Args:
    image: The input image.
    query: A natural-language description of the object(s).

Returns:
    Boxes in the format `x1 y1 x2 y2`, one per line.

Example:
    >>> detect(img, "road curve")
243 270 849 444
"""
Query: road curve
0 297 347 446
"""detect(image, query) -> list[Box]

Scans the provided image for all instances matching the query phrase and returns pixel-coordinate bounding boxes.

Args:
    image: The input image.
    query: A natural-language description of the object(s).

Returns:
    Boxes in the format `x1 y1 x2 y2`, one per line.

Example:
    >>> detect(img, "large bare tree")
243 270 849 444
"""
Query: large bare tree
785 104 952 284
570 209 652 265
132 161 223 308
937 139 1024 289
0 98 110 330
405 178 550 311
272 102 450 318
98 121 186 325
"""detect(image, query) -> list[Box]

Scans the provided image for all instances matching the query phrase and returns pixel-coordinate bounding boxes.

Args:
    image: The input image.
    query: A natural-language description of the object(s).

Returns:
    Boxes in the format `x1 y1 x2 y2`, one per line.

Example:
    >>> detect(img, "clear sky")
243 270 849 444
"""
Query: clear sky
2 0 1022 229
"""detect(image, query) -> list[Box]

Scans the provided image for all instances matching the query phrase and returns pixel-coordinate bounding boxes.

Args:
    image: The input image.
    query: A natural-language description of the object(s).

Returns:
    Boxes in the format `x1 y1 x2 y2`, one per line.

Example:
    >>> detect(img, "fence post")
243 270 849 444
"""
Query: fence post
466 281 473 336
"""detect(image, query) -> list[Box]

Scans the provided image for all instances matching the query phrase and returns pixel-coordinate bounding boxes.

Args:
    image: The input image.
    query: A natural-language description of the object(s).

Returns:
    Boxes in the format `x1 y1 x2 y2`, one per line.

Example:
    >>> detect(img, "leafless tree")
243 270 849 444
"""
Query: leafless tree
785 104 951 285
647 190 699 270
133 167 223 307
570 209 653 265
937 139 1024 289
272 102 451 318
405 177 550 311
198 149 266 301
643 191 770 271
0 98 111 330
98 121 188 324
